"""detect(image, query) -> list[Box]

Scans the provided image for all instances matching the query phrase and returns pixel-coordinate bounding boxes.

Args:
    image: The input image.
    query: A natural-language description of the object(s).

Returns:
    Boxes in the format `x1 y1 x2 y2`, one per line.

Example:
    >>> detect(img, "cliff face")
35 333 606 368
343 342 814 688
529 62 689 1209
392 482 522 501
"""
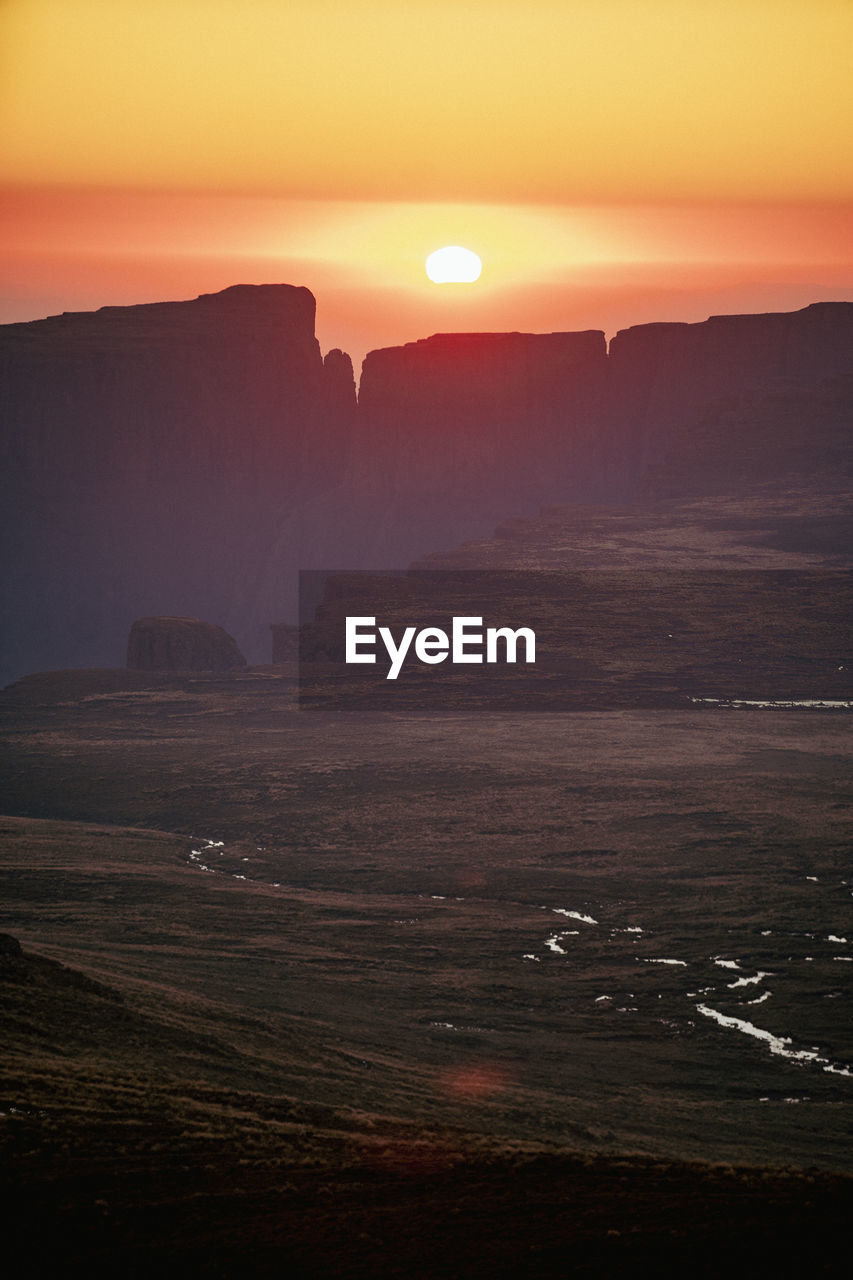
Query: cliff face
343 329 613 566
2 289 851 683
342 302 852 567
0 285 357 681
606 302 853 485
609 302 852 410
1 284 330 495
638 376 853 501
354 303 853 511
357 330 607 496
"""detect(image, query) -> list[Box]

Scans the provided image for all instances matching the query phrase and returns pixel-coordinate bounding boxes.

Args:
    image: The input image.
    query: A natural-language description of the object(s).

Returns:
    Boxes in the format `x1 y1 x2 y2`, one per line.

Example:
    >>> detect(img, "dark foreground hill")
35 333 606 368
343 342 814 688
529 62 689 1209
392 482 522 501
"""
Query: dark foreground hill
4 907 849 1280
2 289 851 684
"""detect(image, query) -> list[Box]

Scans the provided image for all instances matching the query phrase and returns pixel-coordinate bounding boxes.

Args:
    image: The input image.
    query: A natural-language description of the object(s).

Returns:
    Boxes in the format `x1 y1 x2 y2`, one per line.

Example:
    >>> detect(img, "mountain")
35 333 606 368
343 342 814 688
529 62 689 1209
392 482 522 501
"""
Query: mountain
0 285 356 682
608 305 853 498
1 288 851 683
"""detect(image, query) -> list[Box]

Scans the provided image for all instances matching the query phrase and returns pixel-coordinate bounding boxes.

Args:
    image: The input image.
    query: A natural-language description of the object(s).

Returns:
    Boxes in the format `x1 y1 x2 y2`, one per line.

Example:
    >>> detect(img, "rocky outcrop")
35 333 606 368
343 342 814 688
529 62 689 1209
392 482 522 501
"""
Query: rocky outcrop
353 303 853 513
335 329 611 569
609 302 853 414
127 616 246 672
323 347 358 416
606 302 853 485
0 285 357 683
357 329 608 497
339 304 853 567
2 286 851 685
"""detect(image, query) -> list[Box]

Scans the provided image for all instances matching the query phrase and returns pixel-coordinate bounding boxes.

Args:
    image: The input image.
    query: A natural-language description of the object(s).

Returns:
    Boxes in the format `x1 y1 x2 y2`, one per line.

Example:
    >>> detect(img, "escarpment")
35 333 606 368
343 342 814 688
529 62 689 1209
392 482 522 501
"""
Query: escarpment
2 288 850 683
0 285 356 680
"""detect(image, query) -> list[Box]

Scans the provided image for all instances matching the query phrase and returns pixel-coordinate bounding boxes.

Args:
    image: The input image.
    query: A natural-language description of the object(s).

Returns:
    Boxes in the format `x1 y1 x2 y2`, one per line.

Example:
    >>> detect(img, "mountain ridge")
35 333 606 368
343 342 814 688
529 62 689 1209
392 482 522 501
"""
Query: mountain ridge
2 286 850 683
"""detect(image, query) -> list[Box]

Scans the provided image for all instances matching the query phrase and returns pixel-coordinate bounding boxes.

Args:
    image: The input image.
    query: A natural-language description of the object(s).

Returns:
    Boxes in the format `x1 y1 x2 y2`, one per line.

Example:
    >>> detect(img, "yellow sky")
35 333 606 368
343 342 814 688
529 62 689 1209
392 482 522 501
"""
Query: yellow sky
2 0 852 203
2 1 851 361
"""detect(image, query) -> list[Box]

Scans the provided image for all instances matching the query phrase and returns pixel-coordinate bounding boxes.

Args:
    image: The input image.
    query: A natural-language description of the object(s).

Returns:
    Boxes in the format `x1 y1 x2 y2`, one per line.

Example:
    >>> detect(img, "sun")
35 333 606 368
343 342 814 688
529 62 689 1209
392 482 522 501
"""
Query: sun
425 245 482 284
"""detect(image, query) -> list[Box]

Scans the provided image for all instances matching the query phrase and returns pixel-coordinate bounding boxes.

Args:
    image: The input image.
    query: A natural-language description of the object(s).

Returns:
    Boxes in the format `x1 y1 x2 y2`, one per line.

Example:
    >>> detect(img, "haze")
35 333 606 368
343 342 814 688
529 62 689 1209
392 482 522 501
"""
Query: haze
2 0 852 367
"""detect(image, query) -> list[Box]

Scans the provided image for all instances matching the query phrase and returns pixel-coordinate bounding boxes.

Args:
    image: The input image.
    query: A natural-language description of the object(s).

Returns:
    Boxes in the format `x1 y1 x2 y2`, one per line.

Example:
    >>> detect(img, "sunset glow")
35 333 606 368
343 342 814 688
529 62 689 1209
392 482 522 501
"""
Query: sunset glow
1 1 852 363
3 1 853 203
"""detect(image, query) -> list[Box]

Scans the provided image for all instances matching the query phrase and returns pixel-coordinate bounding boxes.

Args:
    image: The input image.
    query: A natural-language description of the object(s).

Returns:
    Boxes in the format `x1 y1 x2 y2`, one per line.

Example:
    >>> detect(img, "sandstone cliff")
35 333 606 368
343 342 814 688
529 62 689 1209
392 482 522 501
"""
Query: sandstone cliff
336 302 852 566
2 288 851 683
606 302 853 488
0 285 356 682
341 329 611 564
357 330 607 497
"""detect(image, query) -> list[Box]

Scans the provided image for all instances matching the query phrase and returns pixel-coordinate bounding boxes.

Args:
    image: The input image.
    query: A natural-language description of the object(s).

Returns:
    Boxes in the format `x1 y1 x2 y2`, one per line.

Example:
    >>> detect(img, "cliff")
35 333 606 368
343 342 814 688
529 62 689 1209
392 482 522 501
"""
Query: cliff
343 303 852 564
0 285 357 681
2 288 851 684
607 302 853 488
331 329 608 564
357 330 607 496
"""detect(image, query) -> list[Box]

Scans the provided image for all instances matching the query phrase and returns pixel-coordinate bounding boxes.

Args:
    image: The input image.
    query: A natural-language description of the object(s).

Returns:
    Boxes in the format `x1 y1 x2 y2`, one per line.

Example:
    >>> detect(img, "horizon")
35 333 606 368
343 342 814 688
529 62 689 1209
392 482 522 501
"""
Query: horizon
2 2 852 373
5 274 853 386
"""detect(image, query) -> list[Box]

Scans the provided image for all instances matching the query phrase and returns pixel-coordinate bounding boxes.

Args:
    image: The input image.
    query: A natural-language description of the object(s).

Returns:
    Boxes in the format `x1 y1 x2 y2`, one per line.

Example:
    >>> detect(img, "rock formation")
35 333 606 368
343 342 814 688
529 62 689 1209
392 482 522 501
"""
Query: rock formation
127 616 246 672
0 285 357 683
606 302 853 489
2 286 851 685
357 330 607 498
334 329 611 566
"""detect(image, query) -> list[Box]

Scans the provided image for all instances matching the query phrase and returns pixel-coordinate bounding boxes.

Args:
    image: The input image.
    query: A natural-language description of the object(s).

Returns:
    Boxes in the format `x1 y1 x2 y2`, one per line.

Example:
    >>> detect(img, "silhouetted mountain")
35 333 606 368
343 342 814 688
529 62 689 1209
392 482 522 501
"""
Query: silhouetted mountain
359 330 607 497
355 303 853 516
2 287 851 682
607 304 853 494
0 285 356 681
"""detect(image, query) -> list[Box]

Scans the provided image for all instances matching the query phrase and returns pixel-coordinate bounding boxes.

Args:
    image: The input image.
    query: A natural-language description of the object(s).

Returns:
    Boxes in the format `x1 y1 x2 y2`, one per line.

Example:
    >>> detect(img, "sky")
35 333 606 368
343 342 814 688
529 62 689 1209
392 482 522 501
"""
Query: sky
2 0 852 373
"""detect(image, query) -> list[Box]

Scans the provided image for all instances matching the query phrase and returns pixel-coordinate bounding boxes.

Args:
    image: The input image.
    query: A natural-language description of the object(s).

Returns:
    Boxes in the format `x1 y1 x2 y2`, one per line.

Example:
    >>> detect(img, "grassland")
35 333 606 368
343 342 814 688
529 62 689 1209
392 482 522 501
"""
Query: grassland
1 666 851 1274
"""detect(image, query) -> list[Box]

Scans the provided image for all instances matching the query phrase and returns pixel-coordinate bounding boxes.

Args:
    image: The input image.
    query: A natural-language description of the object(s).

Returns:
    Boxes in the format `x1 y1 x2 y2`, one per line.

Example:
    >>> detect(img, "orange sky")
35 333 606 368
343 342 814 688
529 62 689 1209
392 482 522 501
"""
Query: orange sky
2 0 852 370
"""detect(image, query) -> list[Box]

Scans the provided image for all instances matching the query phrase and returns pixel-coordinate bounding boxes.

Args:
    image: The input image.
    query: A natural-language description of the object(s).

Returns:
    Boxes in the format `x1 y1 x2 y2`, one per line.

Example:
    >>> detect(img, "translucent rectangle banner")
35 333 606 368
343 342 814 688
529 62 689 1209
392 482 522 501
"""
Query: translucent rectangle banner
297 570 852 712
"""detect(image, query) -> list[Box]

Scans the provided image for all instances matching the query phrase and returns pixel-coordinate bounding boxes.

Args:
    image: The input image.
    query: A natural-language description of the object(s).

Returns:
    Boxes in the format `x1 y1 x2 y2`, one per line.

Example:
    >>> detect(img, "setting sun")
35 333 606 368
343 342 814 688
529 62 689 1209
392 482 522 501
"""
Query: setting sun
425 246 483 284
